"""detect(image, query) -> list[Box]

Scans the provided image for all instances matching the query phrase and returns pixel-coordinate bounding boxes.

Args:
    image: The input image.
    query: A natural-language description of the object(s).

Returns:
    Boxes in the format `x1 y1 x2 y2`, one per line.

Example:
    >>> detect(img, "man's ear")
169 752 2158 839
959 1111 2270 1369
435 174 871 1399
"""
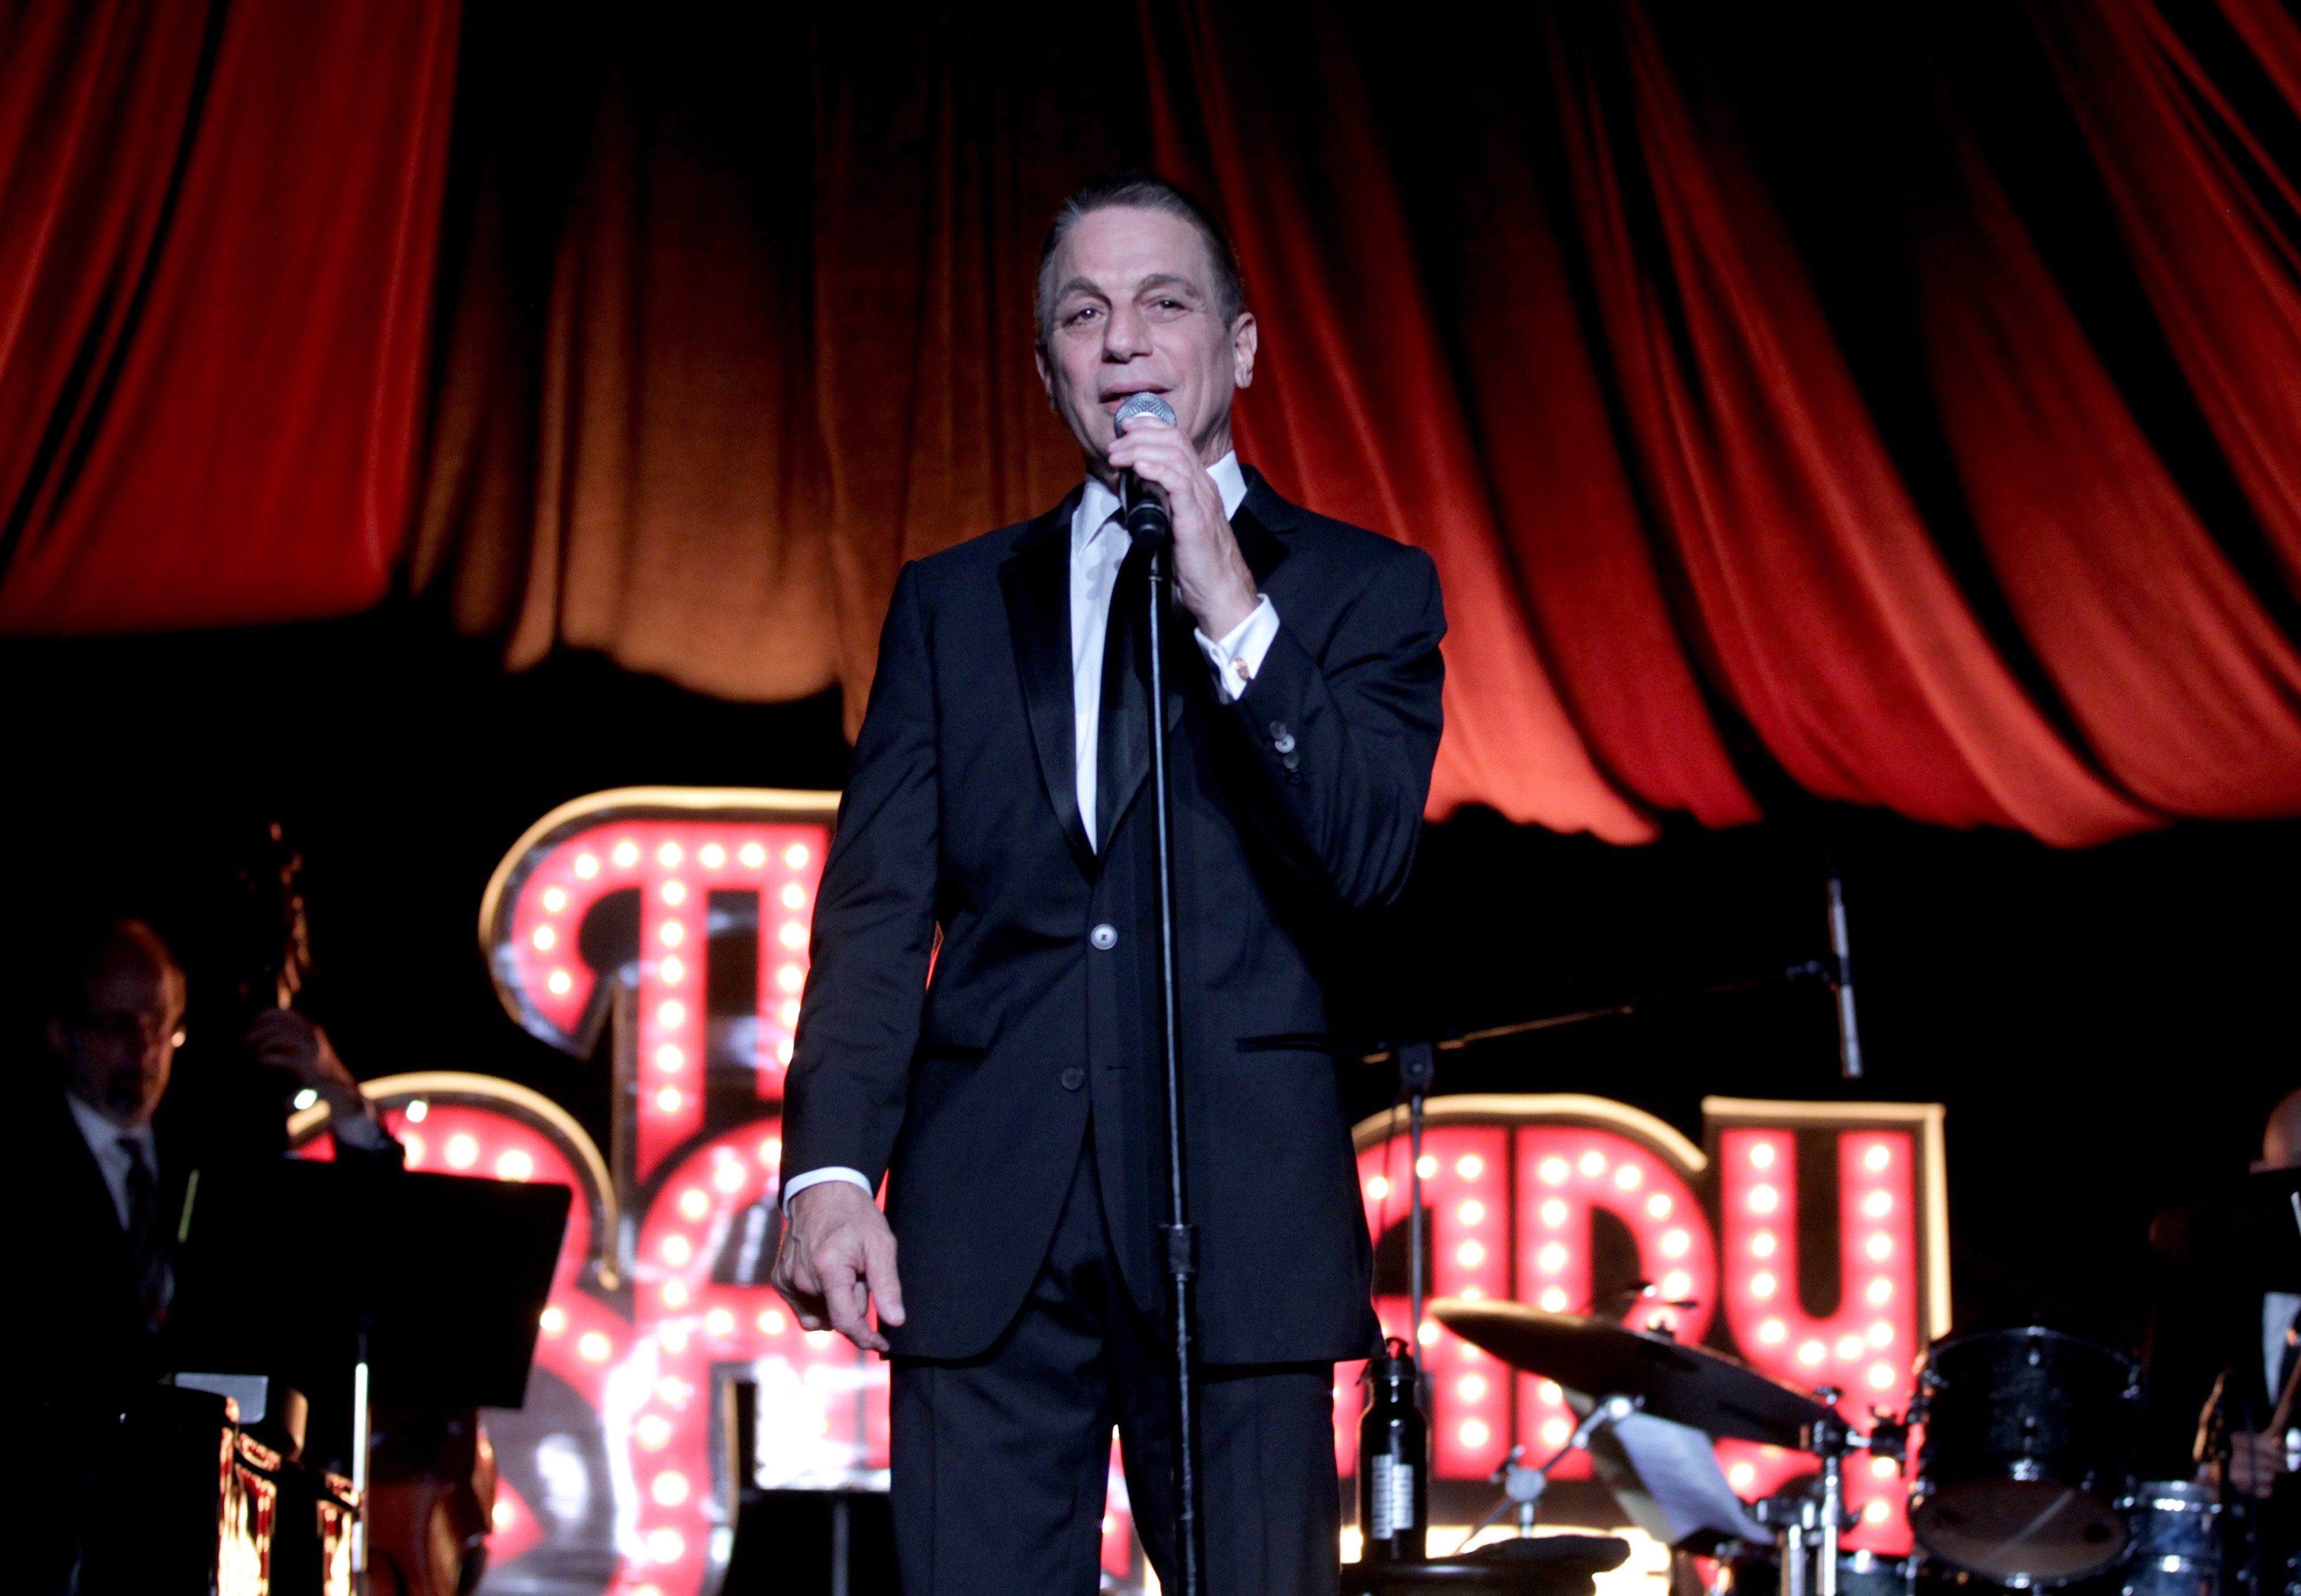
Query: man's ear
1230 312 1259 391
1034 345 1057 412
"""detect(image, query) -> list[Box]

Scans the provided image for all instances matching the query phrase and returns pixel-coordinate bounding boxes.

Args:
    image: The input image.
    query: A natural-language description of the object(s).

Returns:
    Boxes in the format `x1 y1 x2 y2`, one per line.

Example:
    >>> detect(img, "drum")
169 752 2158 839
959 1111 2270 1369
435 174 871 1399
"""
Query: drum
1909 1327 2141 1587
1725 1547 1915 1596
2119 1481 2218 1596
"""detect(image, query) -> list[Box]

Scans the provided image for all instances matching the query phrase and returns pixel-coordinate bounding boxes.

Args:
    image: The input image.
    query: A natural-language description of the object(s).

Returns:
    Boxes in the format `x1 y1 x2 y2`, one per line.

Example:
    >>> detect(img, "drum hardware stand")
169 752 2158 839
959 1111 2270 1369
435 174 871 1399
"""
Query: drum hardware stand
1790 1388 1902 1596
1463 1394 1642 1543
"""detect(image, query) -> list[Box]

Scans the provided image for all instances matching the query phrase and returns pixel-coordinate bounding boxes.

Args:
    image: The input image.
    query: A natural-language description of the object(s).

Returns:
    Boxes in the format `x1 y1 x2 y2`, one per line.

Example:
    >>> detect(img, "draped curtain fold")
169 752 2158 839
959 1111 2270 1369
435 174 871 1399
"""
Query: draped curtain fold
10 0 2301 845
0 0 457 629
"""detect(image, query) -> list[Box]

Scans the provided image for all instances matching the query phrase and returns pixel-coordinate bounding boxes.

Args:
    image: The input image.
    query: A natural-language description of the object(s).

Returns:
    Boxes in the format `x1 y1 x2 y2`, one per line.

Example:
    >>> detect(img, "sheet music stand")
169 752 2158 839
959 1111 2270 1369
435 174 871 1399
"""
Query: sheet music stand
168 1158 569 1575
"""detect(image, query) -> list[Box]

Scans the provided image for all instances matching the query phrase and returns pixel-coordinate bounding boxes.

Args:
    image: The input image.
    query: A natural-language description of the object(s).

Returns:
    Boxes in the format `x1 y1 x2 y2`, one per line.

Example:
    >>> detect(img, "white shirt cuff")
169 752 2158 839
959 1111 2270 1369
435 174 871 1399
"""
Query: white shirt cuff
783 1165 875 1212
333 1108 390 1151
1194 594 1279 703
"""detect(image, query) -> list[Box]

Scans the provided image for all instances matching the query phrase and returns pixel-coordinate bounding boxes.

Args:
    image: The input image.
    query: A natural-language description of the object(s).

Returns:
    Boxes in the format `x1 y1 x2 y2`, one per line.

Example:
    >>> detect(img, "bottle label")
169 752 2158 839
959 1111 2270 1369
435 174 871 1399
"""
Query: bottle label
1370 1455 1416 1537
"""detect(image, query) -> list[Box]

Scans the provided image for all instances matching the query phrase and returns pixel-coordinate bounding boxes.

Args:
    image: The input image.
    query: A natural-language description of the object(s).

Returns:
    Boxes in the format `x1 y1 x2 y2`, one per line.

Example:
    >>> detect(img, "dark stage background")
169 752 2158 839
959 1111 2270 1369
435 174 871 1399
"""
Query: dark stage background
5 607 2289 1358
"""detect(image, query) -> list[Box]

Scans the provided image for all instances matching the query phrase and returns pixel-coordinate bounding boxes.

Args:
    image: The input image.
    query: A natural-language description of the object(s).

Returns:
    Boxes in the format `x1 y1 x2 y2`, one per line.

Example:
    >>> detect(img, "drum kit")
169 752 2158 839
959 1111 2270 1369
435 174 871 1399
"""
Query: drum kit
1349 1299 2226 1596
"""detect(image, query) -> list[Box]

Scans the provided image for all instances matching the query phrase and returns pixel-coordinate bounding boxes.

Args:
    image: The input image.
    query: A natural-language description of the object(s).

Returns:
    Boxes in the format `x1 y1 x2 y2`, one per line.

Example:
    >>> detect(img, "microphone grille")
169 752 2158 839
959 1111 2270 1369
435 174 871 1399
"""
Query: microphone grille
1113 393 1177 431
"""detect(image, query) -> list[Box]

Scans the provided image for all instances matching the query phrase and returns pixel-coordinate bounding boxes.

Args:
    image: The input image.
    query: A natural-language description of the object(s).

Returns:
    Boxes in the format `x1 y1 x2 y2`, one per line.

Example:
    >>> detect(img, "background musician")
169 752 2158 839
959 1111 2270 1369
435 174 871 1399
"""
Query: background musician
2142 1088 2300 1594
17 916 394 1591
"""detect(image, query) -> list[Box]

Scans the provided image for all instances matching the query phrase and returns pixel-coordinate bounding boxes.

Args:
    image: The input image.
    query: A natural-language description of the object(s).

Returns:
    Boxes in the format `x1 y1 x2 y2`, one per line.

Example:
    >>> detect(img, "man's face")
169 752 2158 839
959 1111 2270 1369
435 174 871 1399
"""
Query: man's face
1035 205 1256 476
49 955 185 1126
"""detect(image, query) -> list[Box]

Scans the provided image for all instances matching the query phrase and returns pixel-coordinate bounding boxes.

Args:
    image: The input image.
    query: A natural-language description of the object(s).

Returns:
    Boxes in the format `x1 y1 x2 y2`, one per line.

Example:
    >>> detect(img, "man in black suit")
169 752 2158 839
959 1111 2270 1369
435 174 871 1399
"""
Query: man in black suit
20 918 391 1591
772 173 1445 1594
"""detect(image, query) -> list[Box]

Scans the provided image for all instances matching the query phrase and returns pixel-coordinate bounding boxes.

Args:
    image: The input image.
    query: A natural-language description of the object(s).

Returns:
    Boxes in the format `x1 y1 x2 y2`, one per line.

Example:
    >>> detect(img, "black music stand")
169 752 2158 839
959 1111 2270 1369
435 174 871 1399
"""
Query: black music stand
168 1157 569 1573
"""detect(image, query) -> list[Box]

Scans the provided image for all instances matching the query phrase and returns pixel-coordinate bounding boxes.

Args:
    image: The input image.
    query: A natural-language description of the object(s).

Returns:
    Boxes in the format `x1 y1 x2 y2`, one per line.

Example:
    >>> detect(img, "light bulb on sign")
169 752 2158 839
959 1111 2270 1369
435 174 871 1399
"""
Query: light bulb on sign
1864 1191 1891 1218
533 926 556 952
658 843 682 867
1457 1155 1484 1180
662 1235 691 1266
1366 1176 1390 1200
496 1150 534 1181
1751 1232 1777 1258
1661 1229 1690 1258
1458 1241 1485 1267
780 921 807 949
656 1088 681 1112
1539 1159 1568 1185
656 1046 682 1071
1759 1319 1786 1344
613 841 639 868
781 883 806 909
659 1001 684 1027
574 854 601 879
548 970 572 996
1538 1243 1566 1273
1416 1155 1437 1178
659 921 683 947
1750 1272 1777 1299
662 881 686 906
542 887 567 912
1864 1145 1891 1171
700 844 725 868
1614 1163 1642 1190
1660 1271 1691 1299
705 1308 735 1338
1459 1201 1485 1224
579 1333 612 1362
1460 1421 1489 1448
1539 1288 1568 1311
1578 1151 1607 1177
293 1088 319 1111
661 956 683 985
784 844 810 868
1647 1194 1672 1219
777 965 803 993
740 843 766 868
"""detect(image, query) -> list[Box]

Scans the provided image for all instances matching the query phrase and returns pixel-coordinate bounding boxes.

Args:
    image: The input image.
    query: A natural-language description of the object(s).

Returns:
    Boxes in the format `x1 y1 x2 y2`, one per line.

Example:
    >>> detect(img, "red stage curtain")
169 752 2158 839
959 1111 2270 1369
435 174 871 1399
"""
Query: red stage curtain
1141 0 1660 839
0 0 457 630
2034 0 2301 599
1550 7 2152 845
12 1 2301 843
1915 137 2301 820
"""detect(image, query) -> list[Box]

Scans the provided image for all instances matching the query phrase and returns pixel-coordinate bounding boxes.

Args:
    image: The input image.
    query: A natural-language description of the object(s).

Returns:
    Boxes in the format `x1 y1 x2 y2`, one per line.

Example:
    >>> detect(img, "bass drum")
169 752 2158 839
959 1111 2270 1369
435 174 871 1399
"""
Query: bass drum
2119 1480 2218 1596
1909 1327 2141 1588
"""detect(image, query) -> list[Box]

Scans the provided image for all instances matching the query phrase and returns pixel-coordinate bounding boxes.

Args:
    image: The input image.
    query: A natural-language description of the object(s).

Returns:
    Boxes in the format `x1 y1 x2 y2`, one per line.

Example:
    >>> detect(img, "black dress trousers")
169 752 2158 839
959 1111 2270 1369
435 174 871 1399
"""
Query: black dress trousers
889 1125 1340 1596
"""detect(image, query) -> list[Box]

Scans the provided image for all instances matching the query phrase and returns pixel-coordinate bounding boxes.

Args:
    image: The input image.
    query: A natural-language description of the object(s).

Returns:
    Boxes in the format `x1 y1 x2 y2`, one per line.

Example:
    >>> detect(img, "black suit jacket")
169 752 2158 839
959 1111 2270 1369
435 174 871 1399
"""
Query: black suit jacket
781 470 1444 1365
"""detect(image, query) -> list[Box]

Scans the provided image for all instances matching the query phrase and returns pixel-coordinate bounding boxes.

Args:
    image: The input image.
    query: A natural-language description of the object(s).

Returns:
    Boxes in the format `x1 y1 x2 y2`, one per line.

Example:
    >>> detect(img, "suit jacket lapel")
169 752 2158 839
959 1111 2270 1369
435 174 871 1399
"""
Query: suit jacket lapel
1098 473 1296 847
1000 490 1096 872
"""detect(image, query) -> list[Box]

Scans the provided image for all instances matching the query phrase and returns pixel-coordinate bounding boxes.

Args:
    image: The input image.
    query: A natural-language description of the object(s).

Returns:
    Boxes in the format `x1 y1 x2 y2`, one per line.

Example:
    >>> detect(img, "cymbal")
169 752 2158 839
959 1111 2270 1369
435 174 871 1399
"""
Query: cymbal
1431 1298 1834 1448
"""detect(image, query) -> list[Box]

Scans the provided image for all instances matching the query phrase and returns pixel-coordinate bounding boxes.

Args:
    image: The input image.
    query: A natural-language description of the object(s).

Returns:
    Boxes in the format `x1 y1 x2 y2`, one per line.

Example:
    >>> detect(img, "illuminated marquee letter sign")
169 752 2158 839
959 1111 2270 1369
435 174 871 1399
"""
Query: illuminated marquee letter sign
481 787 839 1181
1348 1094 1948 1552
342 789 1959 1595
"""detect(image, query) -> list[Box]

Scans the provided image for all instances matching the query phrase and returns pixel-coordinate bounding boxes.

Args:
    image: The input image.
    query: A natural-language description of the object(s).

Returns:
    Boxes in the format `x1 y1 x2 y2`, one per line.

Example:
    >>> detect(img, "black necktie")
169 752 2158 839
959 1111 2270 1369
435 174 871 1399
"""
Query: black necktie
1095 533 1155 849
119 1135 167 1337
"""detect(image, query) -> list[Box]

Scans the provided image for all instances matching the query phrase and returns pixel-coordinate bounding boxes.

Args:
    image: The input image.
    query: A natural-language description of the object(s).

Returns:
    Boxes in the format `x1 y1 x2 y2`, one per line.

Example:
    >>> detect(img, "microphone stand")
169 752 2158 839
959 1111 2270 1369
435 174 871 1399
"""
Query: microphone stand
1138 506 1206 1596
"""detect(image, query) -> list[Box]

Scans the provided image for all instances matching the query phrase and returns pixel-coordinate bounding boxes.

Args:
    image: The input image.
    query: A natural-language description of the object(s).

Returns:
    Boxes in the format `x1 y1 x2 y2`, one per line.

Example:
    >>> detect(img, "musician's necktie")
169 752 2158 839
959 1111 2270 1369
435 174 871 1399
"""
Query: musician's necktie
119 1135 167 1337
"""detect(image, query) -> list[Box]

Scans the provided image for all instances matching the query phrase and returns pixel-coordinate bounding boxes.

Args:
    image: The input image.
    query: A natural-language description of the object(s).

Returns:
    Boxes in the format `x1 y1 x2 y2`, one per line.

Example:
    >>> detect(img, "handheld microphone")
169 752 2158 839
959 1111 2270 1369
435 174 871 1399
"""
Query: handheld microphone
1113 392 1177 546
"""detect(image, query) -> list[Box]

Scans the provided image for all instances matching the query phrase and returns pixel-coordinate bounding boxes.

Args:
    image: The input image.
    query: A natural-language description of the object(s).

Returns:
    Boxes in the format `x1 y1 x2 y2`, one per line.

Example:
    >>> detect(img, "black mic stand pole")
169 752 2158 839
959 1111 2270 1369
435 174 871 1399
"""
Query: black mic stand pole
1141 514 1206 1596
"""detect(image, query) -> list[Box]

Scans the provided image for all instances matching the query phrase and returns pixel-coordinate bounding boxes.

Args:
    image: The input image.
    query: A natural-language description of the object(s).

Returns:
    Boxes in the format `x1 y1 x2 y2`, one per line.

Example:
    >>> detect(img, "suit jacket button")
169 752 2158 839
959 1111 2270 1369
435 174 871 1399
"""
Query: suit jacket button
1090 923 1118 950
1281 752 1301 771
1268 720 1290 741
1272 732 1297 754
1061 1066 1085 1092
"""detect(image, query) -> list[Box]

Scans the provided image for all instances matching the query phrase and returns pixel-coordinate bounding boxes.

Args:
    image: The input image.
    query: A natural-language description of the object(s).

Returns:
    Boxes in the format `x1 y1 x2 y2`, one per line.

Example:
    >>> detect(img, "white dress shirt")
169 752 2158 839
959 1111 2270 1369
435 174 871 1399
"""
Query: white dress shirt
786 453 1278 1212
2265 1289 2301 1404
66 1090 157 1230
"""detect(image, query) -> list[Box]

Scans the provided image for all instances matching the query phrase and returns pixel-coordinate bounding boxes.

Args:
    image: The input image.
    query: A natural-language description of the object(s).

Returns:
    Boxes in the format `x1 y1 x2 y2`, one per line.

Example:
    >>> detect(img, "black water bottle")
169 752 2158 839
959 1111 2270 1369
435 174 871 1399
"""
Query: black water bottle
1357 1336 1428 1562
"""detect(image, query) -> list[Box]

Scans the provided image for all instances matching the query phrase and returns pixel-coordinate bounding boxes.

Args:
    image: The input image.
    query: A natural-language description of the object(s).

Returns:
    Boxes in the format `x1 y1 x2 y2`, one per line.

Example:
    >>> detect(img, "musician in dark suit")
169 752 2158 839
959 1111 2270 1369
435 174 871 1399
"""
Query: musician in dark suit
771 174 1445 1594
20 918 392 1591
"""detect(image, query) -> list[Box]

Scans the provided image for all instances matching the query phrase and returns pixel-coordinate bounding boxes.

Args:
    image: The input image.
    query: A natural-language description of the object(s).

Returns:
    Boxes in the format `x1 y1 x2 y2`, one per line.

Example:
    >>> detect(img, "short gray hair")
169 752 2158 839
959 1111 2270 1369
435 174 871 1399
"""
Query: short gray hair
1035 173 1245 350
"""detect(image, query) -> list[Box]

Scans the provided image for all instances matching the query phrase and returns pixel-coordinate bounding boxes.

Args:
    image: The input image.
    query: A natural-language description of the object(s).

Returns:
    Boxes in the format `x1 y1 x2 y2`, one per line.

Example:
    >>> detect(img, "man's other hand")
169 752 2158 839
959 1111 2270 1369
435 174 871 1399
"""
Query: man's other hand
247 1009 365 1120
773 1180 907 1354
2225 1429 2293 1498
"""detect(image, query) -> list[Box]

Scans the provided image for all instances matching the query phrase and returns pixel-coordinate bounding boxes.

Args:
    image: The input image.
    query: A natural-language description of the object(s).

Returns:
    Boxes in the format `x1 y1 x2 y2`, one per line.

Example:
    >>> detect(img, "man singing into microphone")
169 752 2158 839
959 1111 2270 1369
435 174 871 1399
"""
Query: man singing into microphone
773 173 1446 1595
